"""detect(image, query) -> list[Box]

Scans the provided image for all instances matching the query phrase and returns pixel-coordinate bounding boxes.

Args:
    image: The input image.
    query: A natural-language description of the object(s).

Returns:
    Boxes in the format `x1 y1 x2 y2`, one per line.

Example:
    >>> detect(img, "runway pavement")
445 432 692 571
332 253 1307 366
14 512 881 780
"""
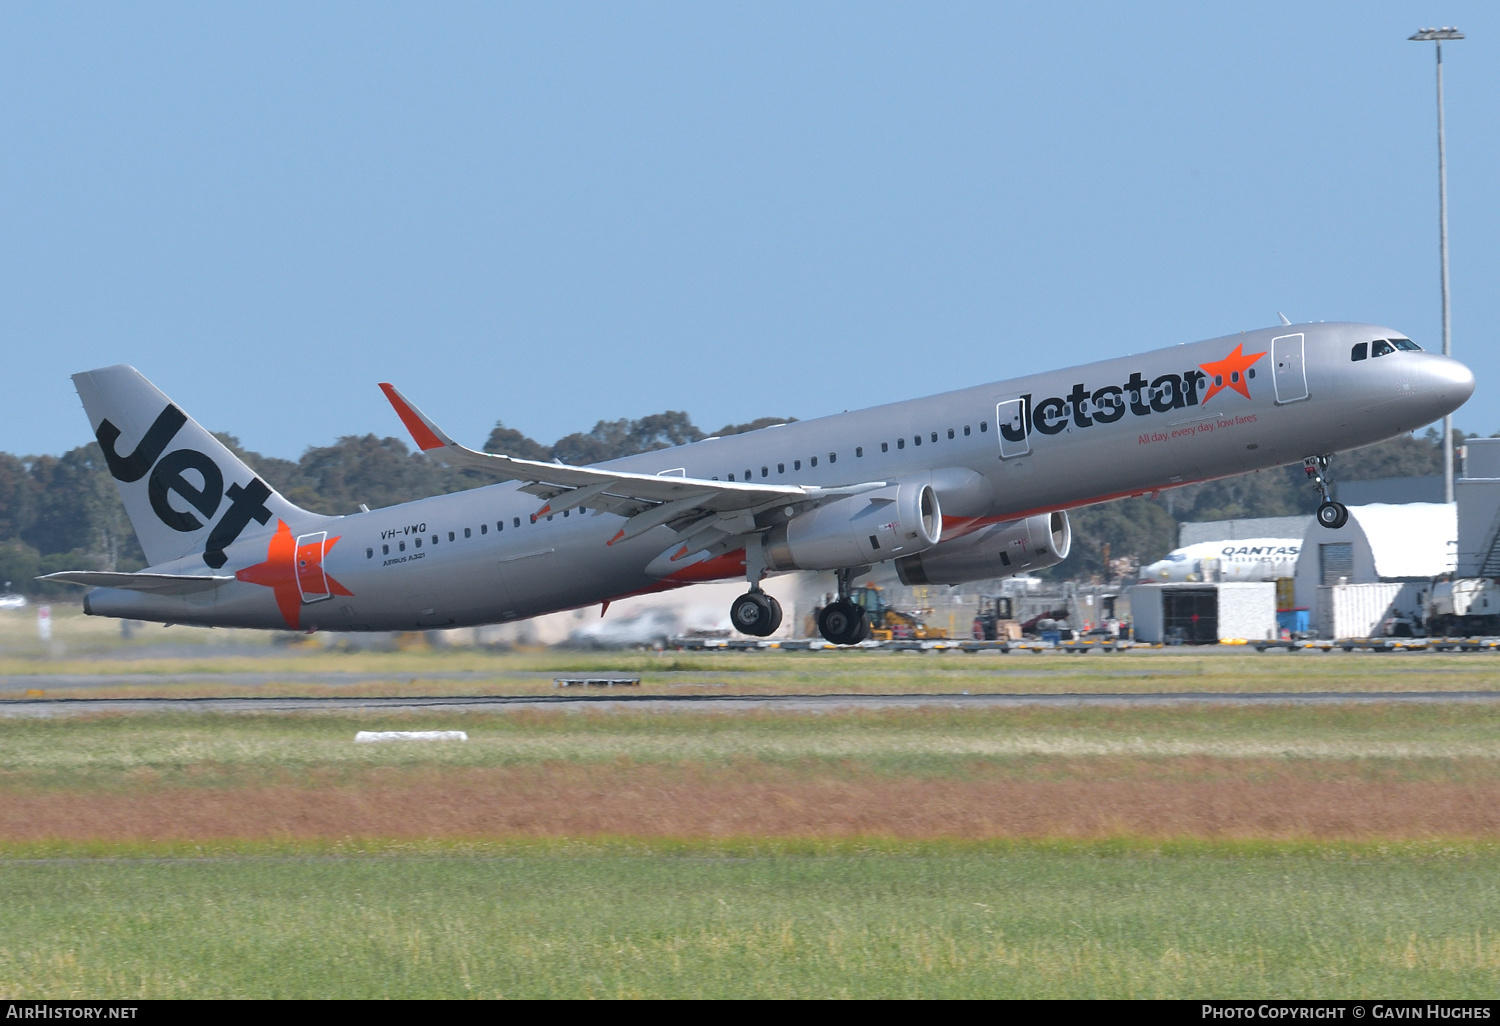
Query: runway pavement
5 690 1500 717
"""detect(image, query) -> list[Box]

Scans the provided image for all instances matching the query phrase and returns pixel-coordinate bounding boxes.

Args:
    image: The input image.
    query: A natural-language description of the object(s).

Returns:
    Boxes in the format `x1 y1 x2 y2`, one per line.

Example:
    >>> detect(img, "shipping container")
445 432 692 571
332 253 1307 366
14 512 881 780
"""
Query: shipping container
1315 582 1427 639
1126 583 1275 643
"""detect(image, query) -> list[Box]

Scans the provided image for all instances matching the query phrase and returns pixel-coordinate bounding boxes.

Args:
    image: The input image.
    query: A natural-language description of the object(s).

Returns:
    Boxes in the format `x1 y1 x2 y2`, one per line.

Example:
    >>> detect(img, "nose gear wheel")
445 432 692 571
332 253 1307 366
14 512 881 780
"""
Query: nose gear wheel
1316 501 1349 529
1305 455 1348 530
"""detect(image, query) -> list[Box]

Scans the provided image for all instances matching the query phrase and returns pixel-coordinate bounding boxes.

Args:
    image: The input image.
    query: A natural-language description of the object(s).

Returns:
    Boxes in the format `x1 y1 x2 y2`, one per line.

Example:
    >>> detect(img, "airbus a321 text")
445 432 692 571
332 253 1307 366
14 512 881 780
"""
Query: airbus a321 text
46 323 1474 644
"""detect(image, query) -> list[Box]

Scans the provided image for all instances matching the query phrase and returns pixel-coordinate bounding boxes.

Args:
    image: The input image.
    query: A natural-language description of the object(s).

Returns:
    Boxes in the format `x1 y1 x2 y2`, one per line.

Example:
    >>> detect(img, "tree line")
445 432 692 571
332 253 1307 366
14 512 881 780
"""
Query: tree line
0 409 1462 596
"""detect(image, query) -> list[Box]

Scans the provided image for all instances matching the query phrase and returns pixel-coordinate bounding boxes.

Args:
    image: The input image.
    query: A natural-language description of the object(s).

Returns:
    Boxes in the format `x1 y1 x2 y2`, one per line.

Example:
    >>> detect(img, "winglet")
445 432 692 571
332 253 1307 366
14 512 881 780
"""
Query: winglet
378 383 453 452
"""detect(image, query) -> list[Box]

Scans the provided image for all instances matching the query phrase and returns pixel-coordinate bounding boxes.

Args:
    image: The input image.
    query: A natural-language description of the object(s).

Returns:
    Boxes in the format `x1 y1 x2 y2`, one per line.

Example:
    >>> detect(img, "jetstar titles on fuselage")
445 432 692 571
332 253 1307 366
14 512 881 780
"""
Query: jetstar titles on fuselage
1003 344 1266 441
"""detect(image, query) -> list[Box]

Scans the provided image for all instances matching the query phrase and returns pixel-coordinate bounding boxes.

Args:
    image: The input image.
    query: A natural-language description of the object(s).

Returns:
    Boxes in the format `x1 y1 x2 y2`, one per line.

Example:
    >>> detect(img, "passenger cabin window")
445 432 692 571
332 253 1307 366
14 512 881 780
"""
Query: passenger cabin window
979 421 988 432
432 534 439 544
399 541 406 552
728 473 735 481
448 531 455 542
931 432 938 443
481 524 488 534
947 429 954 439
828 452 836 463
810 456 818 467
881 442 889 453
761 467 768 477
964 426 971 436
464 527 471 538
897 438 905 449
777 463 785 473
414 537 422 548
366 547 373 559
855 447 863 458
382 544 389 555
513 517 521 528
1372 339 1395 358
745 470 752 480
794 460 801 470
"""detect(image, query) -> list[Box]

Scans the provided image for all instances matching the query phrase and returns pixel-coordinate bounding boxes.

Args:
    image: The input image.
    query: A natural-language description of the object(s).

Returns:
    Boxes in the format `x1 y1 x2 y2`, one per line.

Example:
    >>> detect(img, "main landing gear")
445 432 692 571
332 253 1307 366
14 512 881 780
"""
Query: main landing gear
1306 455 1349 529
816 568 870 646
730 538 784 638
729 589 783 638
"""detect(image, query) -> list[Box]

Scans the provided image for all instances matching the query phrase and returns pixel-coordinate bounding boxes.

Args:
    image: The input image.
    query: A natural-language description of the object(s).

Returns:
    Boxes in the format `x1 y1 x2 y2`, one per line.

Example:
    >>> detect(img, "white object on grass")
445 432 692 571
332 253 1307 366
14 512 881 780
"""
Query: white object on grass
354 730 468 743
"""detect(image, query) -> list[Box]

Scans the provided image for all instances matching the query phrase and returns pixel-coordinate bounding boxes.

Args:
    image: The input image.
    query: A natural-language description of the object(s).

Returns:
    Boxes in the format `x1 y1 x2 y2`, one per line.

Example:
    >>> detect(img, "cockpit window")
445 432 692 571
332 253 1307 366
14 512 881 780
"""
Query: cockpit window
1391 337 1422 351
1169 553 1186 562
1351 342 1367 362
1371 339 1395 358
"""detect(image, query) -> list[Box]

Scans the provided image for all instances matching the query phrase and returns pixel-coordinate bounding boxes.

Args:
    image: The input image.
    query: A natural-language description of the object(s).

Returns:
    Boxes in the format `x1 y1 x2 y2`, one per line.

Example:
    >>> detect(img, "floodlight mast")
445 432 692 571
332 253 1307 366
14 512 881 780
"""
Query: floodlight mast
1410 27 1463 503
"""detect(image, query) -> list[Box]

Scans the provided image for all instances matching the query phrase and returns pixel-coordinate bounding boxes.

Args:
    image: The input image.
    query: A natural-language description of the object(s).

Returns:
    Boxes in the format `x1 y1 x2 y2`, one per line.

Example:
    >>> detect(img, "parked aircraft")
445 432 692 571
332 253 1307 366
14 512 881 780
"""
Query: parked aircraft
45 322 1473 644
1140 539 1302 583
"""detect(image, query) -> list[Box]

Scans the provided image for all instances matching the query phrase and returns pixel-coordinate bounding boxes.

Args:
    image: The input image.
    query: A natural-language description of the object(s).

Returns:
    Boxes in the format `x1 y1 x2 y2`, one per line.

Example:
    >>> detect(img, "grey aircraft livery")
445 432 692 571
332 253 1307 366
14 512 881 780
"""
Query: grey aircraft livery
45 322 1474 644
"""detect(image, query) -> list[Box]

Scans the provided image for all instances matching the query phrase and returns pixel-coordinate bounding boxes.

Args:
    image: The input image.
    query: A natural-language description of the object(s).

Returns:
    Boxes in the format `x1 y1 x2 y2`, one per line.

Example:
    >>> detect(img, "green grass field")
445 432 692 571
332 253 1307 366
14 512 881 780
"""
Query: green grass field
3 841 1499 998
9 644 1500 700
3 704 1500 785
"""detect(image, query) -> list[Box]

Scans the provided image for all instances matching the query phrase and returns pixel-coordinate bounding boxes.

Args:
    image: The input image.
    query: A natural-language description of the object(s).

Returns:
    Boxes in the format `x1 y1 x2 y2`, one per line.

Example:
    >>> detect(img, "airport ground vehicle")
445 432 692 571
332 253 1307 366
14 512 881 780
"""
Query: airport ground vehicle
46 323 1474 646
850 585 948 641
972 595 1021 641
1426 578 1500 636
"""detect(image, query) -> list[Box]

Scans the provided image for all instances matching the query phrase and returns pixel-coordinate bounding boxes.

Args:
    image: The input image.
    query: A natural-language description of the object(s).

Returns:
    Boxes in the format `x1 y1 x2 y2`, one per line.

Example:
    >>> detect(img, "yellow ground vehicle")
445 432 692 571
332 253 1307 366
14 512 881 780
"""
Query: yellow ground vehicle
851 585 949 641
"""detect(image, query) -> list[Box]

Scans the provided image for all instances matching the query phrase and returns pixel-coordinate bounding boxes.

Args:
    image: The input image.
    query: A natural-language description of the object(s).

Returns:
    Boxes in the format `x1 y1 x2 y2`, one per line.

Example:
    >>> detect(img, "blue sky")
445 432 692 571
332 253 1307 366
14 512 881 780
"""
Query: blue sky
3 2 1496 459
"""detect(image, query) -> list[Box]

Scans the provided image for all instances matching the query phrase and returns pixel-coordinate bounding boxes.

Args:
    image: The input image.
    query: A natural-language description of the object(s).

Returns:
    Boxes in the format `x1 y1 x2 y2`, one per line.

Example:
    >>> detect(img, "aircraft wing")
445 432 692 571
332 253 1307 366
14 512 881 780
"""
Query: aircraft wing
379 383 886 546
39 571 236 594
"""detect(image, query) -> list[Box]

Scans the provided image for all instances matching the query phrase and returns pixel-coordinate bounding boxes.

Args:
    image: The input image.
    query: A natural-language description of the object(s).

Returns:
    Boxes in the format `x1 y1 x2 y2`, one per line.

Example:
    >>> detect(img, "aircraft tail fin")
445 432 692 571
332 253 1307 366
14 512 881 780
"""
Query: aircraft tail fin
71 366 316 569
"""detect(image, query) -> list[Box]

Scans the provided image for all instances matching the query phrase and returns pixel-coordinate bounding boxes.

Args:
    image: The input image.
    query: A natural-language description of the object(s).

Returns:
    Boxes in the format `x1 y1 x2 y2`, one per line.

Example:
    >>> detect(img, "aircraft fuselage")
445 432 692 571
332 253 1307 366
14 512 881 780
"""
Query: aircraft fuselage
83 321 1474 632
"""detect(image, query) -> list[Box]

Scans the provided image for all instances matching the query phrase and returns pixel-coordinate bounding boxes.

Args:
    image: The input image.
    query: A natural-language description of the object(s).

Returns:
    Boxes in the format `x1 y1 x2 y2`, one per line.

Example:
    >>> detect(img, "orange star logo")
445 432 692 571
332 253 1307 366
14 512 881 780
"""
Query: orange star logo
235 520 352 630
1198 343 1266 402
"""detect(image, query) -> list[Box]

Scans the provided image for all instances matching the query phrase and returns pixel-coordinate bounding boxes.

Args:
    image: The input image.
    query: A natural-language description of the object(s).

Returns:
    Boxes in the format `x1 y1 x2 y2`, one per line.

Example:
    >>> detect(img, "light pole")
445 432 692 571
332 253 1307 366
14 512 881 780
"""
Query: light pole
1410 27 1463 503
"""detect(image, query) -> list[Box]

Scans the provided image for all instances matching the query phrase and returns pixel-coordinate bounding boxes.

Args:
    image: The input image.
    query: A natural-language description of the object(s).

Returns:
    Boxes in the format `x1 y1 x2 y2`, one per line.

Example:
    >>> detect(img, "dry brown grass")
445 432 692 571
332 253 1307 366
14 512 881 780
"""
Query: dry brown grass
7 760 1500 842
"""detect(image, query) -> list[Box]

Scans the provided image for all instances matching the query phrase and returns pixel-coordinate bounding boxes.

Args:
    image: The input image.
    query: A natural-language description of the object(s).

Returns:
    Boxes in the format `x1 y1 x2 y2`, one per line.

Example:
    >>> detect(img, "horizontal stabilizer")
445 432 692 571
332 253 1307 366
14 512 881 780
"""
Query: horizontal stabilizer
39 571 236 594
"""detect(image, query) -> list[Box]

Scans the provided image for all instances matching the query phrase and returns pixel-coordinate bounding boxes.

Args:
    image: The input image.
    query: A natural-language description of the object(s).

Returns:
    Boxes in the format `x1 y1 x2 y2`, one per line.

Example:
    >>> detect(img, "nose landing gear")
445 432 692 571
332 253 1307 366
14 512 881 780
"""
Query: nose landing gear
1305 455 1349 529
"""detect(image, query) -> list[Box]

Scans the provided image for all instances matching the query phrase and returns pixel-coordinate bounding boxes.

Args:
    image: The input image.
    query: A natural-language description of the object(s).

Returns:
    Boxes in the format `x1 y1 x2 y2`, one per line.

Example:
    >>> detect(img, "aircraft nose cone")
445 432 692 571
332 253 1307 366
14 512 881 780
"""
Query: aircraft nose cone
1420 354 1475 421
1437 356 1477 403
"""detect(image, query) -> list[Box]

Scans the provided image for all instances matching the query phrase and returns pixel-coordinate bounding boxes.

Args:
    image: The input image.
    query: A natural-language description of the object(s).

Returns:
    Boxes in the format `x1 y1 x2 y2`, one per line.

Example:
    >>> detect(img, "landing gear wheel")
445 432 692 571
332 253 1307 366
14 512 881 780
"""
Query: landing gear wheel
763 595 783 636
730 591 778 637
818 600 867 645
1316 501 1349 530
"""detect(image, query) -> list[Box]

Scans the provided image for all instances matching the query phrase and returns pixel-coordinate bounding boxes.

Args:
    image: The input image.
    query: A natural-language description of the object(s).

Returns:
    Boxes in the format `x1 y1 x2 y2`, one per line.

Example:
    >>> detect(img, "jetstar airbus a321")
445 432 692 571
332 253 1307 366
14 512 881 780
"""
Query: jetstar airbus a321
46 322 1474 644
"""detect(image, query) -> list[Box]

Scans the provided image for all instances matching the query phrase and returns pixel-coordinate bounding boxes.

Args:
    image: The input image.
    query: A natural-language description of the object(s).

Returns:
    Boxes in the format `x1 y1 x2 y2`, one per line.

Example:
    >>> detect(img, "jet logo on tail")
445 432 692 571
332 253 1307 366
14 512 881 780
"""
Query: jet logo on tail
95 403 275 568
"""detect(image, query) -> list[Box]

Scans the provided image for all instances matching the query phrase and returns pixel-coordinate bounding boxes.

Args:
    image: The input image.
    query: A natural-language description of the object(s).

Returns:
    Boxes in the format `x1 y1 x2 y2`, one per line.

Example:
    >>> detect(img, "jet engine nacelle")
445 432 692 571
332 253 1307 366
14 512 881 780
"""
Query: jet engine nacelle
894 511 1070 586
763 481 941 572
